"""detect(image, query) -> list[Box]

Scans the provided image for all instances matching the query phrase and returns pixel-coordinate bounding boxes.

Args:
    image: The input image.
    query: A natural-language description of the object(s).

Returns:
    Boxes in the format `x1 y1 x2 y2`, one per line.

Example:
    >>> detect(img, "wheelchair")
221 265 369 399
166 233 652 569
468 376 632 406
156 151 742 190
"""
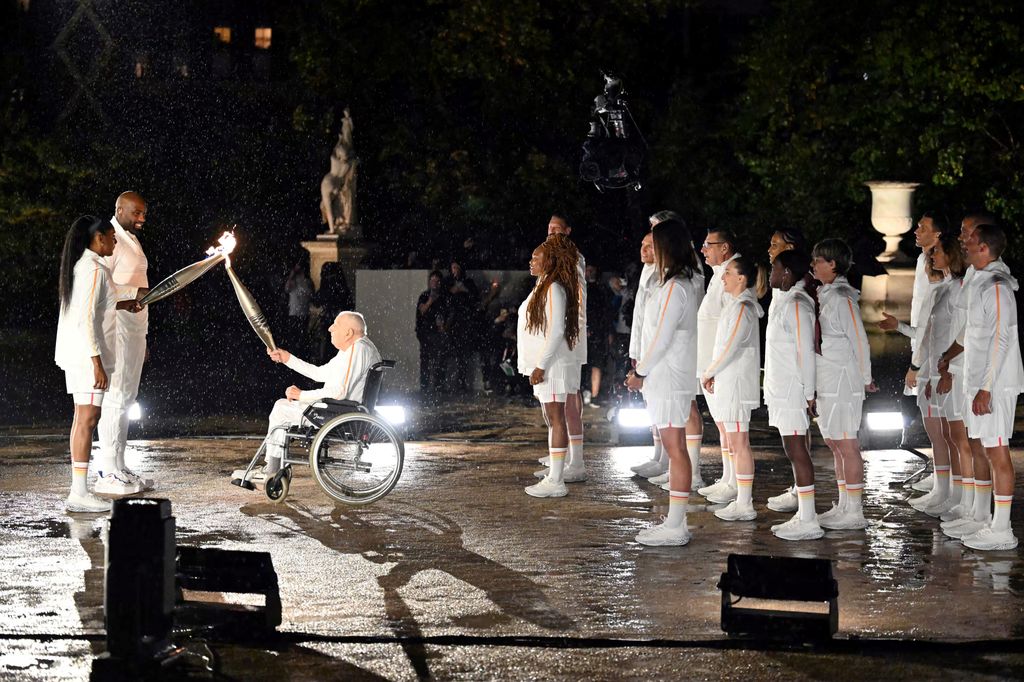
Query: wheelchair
231 360 404 505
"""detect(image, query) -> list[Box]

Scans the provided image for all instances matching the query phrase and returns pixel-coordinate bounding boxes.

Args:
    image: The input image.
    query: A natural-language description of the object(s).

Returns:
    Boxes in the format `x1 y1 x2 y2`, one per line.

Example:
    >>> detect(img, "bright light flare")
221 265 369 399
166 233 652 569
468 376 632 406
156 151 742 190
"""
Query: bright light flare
206 229 237 266
616 407 651 429
128 402 143 421
376 405 407 426
865 411 903 431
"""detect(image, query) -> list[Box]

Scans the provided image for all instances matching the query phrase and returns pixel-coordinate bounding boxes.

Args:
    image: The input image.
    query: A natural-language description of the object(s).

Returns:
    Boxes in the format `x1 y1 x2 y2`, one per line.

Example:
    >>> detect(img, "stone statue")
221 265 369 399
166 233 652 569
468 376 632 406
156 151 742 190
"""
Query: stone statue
320 108 359 236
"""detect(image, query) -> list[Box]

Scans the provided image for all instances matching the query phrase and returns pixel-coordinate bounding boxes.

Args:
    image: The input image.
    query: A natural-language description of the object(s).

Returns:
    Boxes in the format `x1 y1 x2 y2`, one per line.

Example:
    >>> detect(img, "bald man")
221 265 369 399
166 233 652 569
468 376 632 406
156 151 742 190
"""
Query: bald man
95 191 150 495
233 311 382 484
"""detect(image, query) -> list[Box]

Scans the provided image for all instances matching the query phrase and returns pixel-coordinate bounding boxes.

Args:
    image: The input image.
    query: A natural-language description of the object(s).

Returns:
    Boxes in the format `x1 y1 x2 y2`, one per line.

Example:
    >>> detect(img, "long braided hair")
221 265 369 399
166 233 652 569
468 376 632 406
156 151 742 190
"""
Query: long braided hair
526 234 581 349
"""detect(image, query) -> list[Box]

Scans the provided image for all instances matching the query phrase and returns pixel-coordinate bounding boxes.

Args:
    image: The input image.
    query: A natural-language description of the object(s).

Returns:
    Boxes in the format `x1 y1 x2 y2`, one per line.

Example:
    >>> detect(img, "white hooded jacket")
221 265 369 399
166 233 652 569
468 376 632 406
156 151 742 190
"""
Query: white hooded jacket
764 280 816 405
911 276 964 382
55 250 118 372
696 252 740 376
702 288 763 412
962 260 1024 397
629 262 658 361
816 276 872 398
517 281 577 375
635 273 701 401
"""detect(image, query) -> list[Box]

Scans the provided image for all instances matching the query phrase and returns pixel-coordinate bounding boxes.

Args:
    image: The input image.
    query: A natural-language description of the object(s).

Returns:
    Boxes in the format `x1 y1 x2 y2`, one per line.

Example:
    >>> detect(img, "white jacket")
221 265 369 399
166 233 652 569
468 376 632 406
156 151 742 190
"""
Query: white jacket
517 281 577 374
764 281 816 405
962 261 1024 397
628 262 658 360
702 288 763 411
55 250 118 372
911 276 964 382
816 276 872 398
696 252 740 376
105 216 149 334
286 336 382 403
636 274 701 401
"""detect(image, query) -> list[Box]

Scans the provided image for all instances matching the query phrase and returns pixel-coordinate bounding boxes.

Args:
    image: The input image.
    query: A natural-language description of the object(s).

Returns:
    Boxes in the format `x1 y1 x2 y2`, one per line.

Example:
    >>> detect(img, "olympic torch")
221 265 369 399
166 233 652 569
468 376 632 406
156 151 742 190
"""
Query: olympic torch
138 232 237 306
225 264 277 351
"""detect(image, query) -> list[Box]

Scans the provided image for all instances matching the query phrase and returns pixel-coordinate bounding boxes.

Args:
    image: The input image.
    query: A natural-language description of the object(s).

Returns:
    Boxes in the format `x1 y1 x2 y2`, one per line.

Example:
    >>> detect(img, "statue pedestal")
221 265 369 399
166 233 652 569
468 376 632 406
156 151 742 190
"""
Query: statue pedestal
861 266 915 325
301 233 371 295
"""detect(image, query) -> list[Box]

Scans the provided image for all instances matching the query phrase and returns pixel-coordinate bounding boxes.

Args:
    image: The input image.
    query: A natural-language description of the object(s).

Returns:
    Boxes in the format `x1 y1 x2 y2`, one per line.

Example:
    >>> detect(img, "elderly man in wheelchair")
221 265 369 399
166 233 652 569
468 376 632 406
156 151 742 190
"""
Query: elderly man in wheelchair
230 311 404 504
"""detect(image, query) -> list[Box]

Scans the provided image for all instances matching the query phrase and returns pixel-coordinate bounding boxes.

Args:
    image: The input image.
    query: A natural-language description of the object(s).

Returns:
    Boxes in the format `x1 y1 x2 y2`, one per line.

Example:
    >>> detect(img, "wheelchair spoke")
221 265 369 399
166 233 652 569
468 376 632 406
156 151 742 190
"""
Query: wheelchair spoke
310 413 404 505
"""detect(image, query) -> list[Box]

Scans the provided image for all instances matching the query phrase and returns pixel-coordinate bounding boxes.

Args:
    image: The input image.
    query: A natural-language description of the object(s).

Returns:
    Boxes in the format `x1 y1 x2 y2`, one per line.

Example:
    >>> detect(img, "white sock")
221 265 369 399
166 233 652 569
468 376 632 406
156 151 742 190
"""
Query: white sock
796 484 816 522
947 475 963 506
567 434 584 469
736 473 754 507
548 447 567 483
961 477 975 512
653 432 666 466
686 436 702 481
845 482 864 513
932 465 951 499
973 480 993 522
95 453 117 478
721 447 732 484
666 490 689 528
728 450 738 487
992 494 1013 531
836 479 848 510
71 461 89 496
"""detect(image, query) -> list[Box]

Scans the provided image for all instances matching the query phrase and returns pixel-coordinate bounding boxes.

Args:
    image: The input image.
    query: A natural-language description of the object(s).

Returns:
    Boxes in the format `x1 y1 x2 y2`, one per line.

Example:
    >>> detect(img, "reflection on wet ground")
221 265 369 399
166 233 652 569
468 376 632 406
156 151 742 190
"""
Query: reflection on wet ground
1 429 1023 679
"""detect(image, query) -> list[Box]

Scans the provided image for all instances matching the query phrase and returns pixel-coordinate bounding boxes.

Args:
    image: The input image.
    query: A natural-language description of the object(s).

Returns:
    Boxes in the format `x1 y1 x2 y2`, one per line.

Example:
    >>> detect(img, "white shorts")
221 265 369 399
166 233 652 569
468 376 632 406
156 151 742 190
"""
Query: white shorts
721 420 750 433
706 391 754 427
965 391 1017 448
917 382 941 420
532 364 581 403
767 402 809 435
933 374 965 422
65 367 105 406
816 396 863 440
645 396 694 430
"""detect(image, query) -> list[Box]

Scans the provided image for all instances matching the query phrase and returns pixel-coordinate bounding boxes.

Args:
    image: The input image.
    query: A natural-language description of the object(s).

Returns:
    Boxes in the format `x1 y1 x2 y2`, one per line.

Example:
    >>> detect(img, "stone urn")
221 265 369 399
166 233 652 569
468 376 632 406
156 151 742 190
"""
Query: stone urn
864 181 920 263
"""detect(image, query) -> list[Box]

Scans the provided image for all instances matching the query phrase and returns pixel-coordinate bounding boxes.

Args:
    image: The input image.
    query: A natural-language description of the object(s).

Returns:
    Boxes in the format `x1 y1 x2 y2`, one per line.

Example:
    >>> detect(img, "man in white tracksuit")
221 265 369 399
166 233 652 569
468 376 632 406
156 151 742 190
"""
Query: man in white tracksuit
96 191 151 495
695 229 741 501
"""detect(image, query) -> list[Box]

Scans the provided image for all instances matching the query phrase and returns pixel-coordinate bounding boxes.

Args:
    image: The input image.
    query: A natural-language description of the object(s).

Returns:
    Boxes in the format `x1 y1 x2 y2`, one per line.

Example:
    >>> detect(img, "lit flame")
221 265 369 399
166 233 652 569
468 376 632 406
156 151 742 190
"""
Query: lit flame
205 229 237 266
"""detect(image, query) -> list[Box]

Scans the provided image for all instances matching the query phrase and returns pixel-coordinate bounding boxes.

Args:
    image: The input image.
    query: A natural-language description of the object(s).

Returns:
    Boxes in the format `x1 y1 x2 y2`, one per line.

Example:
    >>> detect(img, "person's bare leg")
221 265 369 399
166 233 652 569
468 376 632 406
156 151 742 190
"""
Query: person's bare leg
685 400 704 485
69 404 101 497
590 367 602 401
839 438 866 516
565 391 583 436
920 416 951 502
985 444 1015 537
543 401 568 483
660 425 691 531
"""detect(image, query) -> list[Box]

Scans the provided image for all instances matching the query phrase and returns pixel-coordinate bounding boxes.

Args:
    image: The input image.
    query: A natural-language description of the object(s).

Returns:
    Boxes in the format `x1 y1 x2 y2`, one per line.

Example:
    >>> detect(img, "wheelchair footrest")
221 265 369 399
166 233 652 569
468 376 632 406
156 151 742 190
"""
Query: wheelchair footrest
230 478 256 491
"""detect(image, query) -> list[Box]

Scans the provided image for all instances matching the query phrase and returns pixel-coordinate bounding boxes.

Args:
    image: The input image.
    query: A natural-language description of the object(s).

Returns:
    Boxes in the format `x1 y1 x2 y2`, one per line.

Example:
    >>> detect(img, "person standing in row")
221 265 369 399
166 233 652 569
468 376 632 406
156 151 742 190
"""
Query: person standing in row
626 219 703 546
96 191 152 495
701 257 764 522
763 250 823 540
56 216 140 512
519 235 583 498
812 239 875 531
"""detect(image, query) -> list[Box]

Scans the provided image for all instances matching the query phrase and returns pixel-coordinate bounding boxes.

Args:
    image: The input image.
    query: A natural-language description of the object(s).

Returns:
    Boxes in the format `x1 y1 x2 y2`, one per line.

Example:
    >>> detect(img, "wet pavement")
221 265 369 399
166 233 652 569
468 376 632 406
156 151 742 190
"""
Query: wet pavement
2 403 1024 680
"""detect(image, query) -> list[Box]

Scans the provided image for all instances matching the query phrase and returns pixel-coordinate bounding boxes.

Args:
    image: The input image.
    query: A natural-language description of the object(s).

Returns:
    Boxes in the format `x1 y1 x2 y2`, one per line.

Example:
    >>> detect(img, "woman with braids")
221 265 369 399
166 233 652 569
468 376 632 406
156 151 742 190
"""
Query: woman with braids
55 215 140 513
625 219 702 546
517 234 582 498
701 256 766 522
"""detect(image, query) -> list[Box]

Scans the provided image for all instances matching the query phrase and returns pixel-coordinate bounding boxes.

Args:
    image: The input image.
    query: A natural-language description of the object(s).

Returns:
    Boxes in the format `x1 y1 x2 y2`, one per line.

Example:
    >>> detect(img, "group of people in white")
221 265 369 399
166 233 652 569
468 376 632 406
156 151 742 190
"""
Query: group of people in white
516 209 1022 552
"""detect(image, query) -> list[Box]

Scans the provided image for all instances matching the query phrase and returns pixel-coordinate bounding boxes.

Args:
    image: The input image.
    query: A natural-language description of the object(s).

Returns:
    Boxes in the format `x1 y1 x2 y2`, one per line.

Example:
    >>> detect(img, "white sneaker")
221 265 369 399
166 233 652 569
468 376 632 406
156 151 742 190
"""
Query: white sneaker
819 509 868 530
231 468 269 486
962 527 1019 551
766 488 798 513
714 501 757 521
659 481 671 491
911 472 934 492
909 489 943 512
562 465 587 483
940 503 970 523
940 516 974 532
533 468 549 479
636 521 691 546
94 471 144 496
943 519 987 539
630 458 657 473
818 502 844 523
121 466 155 490
538 456 551 466
633 460 668 478
647 472 669 485
692 476 707 490
66 491 113 513
771 513 797 533
921 495 959 518
773 516 825 541
525 475 567 498
706 484 738 504
698 478 726 497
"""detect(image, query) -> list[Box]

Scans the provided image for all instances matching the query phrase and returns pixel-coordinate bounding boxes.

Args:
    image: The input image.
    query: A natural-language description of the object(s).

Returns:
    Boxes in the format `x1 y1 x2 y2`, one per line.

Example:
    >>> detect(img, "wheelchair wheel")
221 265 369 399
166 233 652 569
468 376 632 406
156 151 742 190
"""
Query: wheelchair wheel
265 468 290 503
309 412 404 505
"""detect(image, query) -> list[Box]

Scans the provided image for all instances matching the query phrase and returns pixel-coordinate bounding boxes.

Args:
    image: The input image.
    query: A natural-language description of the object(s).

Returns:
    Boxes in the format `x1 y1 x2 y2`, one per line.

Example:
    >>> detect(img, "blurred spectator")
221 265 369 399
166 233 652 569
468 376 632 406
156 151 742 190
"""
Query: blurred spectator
312 262 354 363
444 260 480 393
583 264 612 406
416 270 449 394
608 274 632 400
284 261 313 357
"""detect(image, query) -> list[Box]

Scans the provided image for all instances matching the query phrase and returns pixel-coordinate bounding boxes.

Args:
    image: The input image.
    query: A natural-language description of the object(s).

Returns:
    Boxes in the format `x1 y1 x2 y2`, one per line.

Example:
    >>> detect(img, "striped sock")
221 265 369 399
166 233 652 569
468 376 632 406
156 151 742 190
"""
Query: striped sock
736 473 754 507
961 477 975 513
948 475 963 505
666 490 690 528
837 479 848 510
797 484 816 522
933 465 951 497
567 434 584 469
727 450 738 487
992 494 1013 531
548 447 567 483
71 461 89 496
973 480 993 522
653 431 666 465
845 482 864 513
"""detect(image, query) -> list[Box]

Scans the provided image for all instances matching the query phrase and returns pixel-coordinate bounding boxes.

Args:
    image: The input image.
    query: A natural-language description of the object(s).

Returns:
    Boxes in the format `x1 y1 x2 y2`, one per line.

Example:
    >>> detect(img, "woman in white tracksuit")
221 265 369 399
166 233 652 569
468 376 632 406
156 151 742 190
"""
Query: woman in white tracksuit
811 238 875 531
625 219 702 547
701 257 764 521
763 251 823 540
518 234 582 499
55 216 135 514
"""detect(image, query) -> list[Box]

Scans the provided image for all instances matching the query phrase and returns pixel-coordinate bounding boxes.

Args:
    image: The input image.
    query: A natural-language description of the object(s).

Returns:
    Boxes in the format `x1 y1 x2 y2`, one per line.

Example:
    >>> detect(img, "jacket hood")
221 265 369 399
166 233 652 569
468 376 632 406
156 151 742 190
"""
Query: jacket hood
977 259 1019 292
728 287 765 318
818 276 860 303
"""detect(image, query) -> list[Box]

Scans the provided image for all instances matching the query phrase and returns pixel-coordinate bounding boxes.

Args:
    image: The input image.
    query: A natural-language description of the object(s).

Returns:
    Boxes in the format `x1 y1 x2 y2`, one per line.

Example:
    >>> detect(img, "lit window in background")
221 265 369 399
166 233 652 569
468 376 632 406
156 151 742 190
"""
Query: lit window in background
214 26 231 44
254 27 272 49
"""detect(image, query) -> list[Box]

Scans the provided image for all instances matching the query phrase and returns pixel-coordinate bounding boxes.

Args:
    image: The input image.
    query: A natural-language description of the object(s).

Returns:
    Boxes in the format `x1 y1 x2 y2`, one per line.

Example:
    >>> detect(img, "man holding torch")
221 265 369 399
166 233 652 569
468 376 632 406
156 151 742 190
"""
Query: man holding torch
96 191 150 495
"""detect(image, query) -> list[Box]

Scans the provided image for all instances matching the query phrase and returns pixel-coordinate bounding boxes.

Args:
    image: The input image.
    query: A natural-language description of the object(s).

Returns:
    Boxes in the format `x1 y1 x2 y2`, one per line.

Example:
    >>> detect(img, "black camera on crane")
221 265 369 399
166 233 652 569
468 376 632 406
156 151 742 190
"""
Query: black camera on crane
580 72 646 191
